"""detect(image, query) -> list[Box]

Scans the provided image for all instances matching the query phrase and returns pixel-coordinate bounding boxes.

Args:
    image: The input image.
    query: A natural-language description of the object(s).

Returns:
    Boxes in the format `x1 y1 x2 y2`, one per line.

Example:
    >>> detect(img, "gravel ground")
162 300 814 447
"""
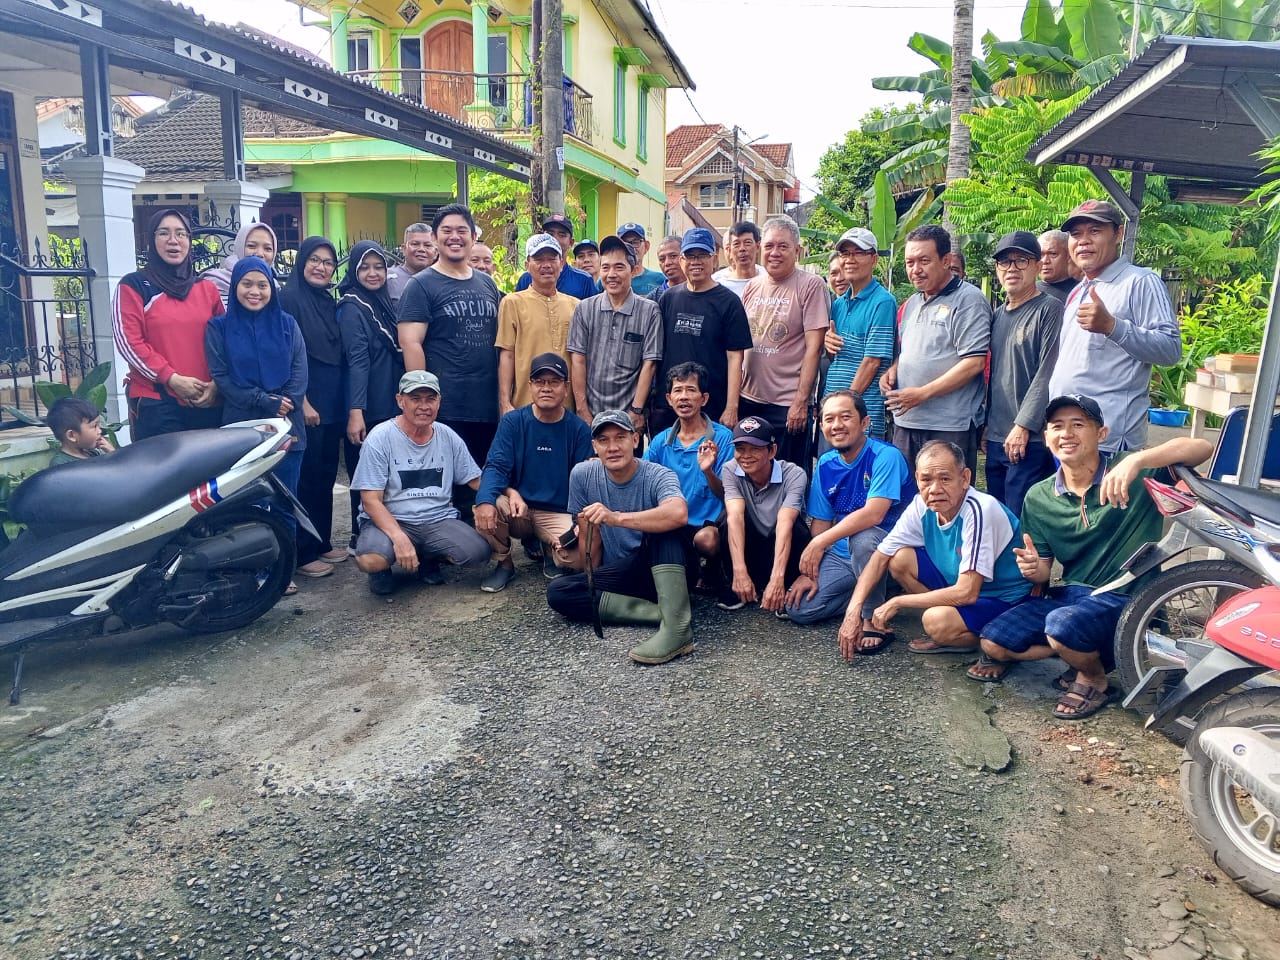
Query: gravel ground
2 551 1278 960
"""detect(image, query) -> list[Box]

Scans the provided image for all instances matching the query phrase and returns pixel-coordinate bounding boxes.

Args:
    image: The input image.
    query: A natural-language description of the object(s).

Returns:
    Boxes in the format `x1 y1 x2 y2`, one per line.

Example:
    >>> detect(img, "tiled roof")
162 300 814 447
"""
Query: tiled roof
755 143 792 169
666 123 724 166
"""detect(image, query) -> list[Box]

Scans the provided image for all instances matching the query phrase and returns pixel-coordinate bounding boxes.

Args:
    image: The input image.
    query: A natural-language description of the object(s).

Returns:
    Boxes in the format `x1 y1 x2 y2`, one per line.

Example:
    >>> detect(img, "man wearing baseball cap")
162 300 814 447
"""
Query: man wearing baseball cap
475 352 594 590
496 233 581 416
546 409 697 665
823 227 897 441
349 370 491 595
617 221 666 296
572 238 600 282
986 230 1062 516
649 226 753 436
973 394 1211 719
514 213 596 300
1047 199 1181 453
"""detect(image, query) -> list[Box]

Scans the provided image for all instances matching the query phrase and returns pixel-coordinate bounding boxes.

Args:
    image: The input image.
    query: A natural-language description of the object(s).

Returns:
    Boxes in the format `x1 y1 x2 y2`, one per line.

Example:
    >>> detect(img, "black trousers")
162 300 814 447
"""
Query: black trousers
296 421 344 563
546 530 685 622
443 419 499 521
740 398 811 474
343 417 387 547
718 516 811 593
130 395 222 440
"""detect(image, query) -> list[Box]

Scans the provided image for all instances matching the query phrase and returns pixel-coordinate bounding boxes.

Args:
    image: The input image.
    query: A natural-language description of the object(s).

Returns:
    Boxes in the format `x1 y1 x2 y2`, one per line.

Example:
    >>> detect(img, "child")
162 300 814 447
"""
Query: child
46 397 114 467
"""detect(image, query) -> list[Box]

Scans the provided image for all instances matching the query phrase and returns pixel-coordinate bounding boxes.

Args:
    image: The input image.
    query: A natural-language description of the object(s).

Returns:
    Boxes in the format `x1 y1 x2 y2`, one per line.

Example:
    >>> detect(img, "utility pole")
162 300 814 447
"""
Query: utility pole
529 0 544 213
541 0 565 215
731 125 740 223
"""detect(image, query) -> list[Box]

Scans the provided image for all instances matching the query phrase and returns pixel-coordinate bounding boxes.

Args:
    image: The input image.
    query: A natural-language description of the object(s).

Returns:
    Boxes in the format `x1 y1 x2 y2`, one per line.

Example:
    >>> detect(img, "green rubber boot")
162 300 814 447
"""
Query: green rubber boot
628 564 696 664
597 591 661 625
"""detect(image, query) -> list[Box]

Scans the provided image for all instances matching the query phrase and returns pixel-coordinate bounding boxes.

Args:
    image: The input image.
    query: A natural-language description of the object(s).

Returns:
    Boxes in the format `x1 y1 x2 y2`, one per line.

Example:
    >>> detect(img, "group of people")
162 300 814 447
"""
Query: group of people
49 195 1204 720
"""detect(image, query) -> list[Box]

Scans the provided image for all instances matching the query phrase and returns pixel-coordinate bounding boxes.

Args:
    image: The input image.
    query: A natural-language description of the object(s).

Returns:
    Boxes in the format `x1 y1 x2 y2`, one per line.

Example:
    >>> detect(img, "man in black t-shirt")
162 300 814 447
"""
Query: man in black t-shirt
650 228 754 436
398 203 503 470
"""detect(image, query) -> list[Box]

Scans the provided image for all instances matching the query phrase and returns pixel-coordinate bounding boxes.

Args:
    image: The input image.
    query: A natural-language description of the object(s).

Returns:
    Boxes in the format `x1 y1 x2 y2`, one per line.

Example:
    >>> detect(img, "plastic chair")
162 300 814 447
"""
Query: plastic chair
1208 406 1280 482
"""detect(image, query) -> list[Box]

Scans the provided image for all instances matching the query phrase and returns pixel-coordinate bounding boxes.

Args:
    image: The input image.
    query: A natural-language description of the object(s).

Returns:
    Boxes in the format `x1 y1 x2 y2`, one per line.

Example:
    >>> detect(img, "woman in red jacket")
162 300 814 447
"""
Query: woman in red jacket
112 208 225 439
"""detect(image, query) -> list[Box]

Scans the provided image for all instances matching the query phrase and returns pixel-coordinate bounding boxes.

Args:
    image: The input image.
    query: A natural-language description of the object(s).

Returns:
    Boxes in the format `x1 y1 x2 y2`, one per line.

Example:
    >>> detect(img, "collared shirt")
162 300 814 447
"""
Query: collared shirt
721 457 808 538
1048 258 1181 453
494 286 580 409
808 440 914 560
566 290 663 412
825 278 898 437
644 416 735 526
515 262 597 300
896 275 991 432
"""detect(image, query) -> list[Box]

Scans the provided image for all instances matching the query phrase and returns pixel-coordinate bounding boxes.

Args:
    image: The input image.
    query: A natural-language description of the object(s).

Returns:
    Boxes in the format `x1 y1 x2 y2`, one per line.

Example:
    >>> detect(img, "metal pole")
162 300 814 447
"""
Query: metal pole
1237 249 1280 486
220 89 246 182
456 161 469 206
731 125 740 223
79 42 113 157
541 0 564 215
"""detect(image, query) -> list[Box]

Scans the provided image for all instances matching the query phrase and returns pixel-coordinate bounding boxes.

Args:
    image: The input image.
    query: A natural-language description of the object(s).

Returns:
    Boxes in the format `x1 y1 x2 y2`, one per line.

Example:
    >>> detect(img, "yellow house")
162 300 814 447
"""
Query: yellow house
262 0 693 254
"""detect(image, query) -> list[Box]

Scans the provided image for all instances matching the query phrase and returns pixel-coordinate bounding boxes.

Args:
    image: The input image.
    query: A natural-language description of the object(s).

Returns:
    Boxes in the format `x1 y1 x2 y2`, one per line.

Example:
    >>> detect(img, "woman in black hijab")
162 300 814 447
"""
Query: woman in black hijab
279 236 347 577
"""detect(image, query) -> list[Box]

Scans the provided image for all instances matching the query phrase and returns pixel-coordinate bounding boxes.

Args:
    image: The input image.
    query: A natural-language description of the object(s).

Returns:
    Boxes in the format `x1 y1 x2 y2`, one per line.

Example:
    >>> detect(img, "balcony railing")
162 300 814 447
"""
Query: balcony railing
348 70 593 144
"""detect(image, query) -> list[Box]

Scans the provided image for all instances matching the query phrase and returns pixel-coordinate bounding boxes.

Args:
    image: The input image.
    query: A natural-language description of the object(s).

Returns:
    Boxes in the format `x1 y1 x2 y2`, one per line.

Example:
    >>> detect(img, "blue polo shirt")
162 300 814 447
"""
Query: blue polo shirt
824 278 898 437
643 416 735 526
807 438 914 559
516 262 597 300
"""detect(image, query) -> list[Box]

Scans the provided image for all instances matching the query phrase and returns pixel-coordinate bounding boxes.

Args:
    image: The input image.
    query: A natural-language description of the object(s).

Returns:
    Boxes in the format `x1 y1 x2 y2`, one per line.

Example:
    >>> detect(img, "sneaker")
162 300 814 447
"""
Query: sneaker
521 536 543 562
417 559 445 585
716 589 745 611
543 552 567 580
480 565 517 593
320 549 348 564
297 560 334 578
368 570 394 595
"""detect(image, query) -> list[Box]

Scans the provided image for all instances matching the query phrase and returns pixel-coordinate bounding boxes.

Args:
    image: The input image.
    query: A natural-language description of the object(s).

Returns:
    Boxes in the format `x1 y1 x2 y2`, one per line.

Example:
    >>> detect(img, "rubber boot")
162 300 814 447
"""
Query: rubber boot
628 564 696 664
597 591 661 625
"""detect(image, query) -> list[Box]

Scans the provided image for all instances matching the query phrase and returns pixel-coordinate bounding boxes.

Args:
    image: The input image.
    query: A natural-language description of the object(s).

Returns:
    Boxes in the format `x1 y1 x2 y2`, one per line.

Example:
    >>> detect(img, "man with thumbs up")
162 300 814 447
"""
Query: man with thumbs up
1047 200 1181 454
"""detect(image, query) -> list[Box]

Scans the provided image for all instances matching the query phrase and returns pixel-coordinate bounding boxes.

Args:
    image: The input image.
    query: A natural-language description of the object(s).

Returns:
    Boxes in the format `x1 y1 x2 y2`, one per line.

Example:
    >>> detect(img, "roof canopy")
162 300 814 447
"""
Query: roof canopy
1 0 531 180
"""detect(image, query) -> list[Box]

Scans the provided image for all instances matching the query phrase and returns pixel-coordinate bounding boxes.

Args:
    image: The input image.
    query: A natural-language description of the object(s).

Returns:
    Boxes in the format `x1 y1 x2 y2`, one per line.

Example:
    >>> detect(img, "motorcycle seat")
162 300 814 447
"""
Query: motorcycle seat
1187 473 1280 526
10 428 267 529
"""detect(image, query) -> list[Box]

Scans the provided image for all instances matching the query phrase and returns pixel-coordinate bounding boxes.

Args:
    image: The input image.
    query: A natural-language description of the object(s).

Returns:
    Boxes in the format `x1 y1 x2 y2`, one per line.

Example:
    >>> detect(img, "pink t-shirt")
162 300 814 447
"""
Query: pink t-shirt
740 268 830 406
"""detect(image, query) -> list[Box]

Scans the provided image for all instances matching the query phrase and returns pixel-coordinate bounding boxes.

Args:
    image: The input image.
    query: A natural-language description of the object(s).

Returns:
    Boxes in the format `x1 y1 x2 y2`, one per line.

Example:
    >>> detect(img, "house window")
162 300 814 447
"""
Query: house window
348 32 372 73
488 34 509 115
636 82 648 162
613 59 626 146
400 37 423 102
698 181 732 209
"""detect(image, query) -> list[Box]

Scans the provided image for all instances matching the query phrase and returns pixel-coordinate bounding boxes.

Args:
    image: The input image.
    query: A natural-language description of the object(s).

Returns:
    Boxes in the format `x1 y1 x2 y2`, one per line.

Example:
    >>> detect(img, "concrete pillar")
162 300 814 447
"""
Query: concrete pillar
204 180 271 230
324 193 349 248
471 1 490 106
304 194 326 239
332 3 350 73
62 154 145 435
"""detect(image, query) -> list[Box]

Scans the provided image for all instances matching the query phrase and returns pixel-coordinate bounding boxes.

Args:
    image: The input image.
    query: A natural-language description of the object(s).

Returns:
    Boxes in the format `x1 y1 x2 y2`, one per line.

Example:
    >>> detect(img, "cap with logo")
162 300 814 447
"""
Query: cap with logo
680 228 716 255
1045 394 1104 426
591 409 637 437
993 230 1042 261
525 233 563 258
598 235 638 267
836 227 878 253
529 352 569 380
399 370 442 395
617 222 646 240
572 238 599 256
541 213 574 235
1061 199 1124 231
732 416 776 447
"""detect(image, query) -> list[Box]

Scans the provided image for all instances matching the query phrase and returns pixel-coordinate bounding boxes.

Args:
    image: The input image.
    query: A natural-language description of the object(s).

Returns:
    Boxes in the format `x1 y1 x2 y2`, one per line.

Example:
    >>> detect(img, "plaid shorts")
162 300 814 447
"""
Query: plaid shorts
981 584 1129 656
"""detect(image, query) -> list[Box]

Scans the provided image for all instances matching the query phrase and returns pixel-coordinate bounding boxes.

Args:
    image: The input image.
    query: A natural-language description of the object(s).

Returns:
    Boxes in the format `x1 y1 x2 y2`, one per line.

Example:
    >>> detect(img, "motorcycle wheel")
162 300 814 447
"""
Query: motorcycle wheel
1180 688 1280 907
1112 559 1265 742
177 506 295 634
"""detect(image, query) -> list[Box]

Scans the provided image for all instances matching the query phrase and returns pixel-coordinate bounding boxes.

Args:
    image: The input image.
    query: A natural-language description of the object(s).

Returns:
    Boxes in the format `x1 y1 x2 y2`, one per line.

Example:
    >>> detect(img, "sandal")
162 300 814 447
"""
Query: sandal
908 638 978 655
1052 667 1077 692
966 653 1015 683
1053 681 1113 721
860 629 895 655
284 581 299 597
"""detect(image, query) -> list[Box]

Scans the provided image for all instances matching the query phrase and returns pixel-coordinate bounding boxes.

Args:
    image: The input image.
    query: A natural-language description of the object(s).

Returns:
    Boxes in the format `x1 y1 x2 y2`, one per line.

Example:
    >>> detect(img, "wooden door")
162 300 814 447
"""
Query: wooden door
423 21 474 120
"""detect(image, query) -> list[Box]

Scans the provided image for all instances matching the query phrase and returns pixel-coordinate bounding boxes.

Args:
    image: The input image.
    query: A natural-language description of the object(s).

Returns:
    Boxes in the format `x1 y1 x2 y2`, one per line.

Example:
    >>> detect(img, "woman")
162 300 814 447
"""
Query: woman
204 221 278 305
279 236 347 578
113 208 225 440
338 240 404 550
205 256 308 594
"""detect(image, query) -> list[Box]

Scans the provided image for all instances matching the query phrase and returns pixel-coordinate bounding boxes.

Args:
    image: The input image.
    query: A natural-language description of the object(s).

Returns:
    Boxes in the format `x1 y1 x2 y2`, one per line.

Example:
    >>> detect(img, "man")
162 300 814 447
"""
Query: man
650 227 753 436
716 416 811 613
837 439 1029 659
496 233 580 416
653 234 686 299
827 253 848 299
986 231 1062 516
566 235 663 430
713 221 766 299
880 224 991 476
474 353 594 591
740 215 828 470
546 410 695 665
784 391 913 631
972 395 1212 719
643 362 735 580
350 371 491 595
823 227 897 441
948 252 967 280
469 242 497 278
1048 199 1182 454
573 238 600 282
617 222 666 296
1036 229 1077 302
397 203 503 469
515 214 596 299
386 223 438 305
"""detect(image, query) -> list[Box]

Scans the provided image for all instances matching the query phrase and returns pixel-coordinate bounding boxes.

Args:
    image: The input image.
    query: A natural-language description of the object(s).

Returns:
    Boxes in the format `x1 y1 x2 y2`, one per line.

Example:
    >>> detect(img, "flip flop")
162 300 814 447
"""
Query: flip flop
284 581 299 597
908 638 979 655
966 653 1015 683
860 630 895 655
1053 681 1114 721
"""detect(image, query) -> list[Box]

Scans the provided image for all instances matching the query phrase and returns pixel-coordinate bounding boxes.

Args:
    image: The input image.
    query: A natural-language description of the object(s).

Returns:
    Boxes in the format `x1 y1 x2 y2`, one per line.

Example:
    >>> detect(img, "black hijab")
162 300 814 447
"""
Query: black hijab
280 236 342 366
338 240 400 352
138 207 197 301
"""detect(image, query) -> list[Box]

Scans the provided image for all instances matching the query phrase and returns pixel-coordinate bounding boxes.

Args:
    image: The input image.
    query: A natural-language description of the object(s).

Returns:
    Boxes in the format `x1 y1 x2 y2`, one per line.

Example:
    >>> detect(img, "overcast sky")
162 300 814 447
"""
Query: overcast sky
183 0 1028 189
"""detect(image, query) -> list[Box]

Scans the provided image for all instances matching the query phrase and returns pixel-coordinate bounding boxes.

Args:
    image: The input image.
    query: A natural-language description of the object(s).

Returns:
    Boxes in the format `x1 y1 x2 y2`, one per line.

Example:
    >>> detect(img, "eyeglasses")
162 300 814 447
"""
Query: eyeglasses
839 248 876 259
155 229 190 240
306 256 337 270
996 256 1035 271
530 377 565 388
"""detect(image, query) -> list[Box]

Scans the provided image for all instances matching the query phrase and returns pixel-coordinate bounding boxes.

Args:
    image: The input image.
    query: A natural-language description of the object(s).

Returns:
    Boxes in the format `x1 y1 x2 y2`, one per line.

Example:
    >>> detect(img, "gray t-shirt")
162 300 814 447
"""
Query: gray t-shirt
567 458 683 563
351 419 482 524
566 291 663 412
720 458 807 538
987 293 1062 444
896 277 992 432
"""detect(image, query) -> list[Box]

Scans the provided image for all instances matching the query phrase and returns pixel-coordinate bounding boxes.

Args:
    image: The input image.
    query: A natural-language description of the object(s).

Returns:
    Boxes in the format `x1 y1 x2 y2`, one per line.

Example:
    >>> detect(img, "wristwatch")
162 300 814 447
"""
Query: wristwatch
626 405 645 415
